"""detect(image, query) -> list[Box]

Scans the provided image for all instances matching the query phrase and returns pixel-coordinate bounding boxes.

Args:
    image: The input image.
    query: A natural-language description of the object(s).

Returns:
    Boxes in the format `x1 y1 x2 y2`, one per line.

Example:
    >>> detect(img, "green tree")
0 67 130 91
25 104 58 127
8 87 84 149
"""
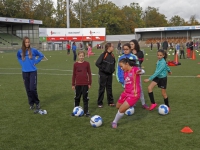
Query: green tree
145 6 168 27
56 0 79 28
91 2 126 34
186 15 199 25
72 0 126 34
0 0 38 19
34 0 56 27
168 15 185 26
20 0 37 19
72 0 109 28
121 2 144 33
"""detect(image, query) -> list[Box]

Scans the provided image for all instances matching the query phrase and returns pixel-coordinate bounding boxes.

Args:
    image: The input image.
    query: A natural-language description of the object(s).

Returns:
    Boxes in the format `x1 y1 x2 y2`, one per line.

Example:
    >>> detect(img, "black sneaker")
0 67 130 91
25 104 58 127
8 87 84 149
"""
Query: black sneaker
30 105 35 110
85 113 90 117
36 104 40 110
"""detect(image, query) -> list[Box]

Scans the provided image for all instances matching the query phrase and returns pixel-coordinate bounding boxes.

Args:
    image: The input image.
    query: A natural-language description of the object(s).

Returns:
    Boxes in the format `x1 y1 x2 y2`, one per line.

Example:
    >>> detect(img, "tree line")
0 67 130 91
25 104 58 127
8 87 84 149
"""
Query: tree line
0 0 199 35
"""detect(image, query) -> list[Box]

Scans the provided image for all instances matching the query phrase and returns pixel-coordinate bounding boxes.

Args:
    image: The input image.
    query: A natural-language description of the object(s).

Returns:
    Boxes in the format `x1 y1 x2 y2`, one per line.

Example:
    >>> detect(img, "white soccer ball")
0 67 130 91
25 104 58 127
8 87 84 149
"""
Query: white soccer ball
43 110 47 114
125 106 135 116
158 104 169 115
72 106 84 117
90 115 103 127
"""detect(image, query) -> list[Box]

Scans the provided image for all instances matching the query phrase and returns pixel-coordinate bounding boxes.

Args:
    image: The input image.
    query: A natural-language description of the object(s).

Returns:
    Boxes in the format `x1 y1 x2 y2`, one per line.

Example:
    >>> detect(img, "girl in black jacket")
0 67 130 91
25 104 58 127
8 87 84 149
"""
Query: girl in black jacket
130 39 149 109
95 43 115 108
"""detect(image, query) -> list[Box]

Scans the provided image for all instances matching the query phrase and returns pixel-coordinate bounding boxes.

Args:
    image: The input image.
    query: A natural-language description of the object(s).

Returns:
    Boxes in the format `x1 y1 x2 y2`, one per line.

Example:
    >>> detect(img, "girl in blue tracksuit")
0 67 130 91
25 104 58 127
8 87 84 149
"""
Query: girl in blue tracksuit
130 39 149 109
17 36 44 110
144 49 172 111
116 43 138 86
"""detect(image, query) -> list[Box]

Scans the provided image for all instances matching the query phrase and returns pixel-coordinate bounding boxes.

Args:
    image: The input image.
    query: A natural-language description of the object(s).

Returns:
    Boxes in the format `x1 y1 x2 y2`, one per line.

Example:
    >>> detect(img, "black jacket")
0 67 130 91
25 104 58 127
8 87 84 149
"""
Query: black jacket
163 41 168 50
136 50 144 65
189 42 193 50
95 52 115 75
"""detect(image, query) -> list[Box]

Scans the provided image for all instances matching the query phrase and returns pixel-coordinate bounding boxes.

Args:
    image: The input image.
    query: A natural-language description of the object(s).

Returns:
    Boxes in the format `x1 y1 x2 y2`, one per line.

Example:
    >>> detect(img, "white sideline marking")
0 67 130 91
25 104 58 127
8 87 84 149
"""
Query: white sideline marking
0 68 198 78
0 72 197 78
0 68 72 72
39 68 72 72
0 68 21 69
0 73 98 76
0 73 72 76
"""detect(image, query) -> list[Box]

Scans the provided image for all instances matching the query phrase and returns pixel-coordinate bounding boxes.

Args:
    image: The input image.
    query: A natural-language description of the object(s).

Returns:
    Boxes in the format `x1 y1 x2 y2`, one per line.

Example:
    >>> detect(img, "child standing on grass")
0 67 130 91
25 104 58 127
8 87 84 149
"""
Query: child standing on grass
17 36 44 110
95 43 115 108
112 58 141 129
66 42 71 55
116 43 138 87
130 39 149 109
72 51 92 117
87 44 95 58
72 42 77 62
180 42 185 59
175 43 180 55
144 49 172 111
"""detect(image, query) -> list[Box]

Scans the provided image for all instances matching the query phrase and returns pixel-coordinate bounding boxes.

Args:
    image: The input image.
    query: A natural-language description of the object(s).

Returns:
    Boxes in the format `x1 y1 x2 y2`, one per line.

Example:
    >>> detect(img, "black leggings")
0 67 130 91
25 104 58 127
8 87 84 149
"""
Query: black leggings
22 71 40 106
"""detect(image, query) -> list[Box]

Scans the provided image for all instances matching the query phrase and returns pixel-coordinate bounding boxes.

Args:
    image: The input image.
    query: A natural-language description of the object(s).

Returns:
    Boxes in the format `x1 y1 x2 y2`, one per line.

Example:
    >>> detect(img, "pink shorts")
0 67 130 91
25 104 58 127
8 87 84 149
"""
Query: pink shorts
118 92 140 107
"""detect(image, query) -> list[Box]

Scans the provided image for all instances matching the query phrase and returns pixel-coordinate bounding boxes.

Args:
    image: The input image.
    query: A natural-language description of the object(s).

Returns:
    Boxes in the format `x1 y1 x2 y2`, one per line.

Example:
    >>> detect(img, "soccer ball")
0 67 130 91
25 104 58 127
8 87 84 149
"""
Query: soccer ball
72 106 84 117
90 115 103 127
125 106 135 116
158 104 169 115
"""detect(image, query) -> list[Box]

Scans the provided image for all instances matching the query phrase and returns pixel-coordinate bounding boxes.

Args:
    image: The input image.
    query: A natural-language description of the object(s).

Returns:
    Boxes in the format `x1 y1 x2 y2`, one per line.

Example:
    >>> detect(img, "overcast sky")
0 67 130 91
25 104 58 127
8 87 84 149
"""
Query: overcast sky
53 0 200 21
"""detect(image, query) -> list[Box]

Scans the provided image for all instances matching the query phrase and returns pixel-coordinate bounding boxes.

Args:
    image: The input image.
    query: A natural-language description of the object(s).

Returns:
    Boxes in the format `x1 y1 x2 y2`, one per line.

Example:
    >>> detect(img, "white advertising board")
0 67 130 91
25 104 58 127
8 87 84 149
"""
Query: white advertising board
46 28 66 36
39 28 47 37
66 28 83 36
39 28 106 41
82 28 106 36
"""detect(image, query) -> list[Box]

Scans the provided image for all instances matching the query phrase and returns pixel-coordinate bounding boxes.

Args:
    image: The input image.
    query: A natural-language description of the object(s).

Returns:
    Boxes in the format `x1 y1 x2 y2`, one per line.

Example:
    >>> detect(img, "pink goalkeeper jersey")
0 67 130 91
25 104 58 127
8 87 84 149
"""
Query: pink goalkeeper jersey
124 67 141 97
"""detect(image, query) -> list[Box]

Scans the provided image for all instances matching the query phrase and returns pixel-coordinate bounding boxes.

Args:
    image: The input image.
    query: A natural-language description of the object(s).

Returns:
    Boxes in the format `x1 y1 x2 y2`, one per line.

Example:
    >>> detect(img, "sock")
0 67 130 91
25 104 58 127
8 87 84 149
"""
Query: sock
164 97 169 107
140 91 146 105
148 92 155 104
113 110 124 124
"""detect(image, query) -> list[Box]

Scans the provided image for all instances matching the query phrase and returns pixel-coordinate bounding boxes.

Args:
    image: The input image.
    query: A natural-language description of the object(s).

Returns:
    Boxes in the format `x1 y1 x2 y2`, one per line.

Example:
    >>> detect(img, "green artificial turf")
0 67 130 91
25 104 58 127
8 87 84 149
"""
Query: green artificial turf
0 48 200 150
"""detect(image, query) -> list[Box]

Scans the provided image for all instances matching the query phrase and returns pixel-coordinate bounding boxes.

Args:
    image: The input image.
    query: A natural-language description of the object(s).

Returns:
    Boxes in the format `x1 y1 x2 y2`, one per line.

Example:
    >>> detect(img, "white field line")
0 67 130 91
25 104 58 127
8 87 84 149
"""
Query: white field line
0 68 198 77
0 68 72 72
0 73 72 76
0 72 197 78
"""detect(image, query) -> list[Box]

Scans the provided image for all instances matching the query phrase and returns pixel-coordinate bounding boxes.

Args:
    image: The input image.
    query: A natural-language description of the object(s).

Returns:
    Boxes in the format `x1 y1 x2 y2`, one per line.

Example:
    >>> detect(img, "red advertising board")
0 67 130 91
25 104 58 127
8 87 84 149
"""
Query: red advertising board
82 36 92 41
92 36 105 41
47 37 67 41
42 28 106 42
47 36 105 42
67 36 83 41
82 36 105 41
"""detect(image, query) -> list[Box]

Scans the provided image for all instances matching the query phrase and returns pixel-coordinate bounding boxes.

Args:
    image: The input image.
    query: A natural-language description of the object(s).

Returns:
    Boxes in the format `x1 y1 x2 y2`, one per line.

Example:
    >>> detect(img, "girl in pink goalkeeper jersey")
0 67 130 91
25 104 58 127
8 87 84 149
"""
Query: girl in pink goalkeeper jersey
112 57 142 129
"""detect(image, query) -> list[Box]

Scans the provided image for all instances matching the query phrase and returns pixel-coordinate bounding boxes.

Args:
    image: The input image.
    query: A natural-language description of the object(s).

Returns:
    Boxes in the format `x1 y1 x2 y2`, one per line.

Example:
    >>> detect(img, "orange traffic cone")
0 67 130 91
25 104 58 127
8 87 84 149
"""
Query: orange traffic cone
191 50 196 60
173 52 179 64
181 127 193 133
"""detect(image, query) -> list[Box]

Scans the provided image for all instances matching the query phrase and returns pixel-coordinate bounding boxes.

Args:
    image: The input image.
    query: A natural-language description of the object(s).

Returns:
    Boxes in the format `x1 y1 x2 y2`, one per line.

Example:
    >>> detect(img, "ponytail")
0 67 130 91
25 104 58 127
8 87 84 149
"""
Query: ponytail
104 43 112 53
